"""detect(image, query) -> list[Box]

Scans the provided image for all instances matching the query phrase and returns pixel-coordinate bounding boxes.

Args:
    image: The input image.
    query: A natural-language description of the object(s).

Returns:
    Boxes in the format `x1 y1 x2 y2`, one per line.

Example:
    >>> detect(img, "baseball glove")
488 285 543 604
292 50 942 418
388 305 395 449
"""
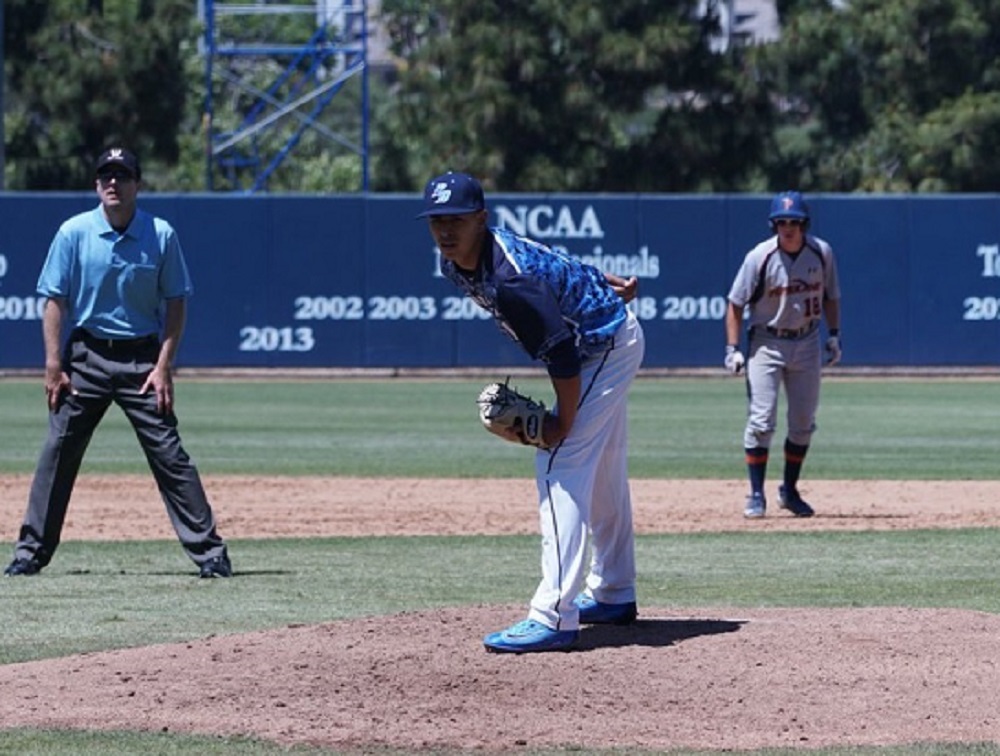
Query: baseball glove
477 378 550 449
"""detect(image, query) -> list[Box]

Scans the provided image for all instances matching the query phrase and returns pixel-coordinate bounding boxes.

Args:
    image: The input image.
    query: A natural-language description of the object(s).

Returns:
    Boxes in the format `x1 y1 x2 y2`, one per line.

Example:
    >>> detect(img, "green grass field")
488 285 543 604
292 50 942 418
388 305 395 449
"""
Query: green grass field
3 376 1000 478
1 376 999 755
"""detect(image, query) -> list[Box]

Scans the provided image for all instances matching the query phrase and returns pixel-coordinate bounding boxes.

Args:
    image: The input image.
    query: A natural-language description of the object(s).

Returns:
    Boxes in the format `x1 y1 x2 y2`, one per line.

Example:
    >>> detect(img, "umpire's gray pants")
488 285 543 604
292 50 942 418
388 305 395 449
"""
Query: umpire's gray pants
12 332 227 570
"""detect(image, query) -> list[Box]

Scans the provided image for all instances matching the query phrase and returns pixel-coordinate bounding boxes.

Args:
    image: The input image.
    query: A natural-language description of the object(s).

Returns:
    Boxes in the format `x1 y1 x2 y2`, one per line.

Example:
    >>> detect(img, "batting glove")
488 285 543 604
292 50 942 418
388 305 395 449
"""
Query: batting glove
724 345 745 375
825 333 842 366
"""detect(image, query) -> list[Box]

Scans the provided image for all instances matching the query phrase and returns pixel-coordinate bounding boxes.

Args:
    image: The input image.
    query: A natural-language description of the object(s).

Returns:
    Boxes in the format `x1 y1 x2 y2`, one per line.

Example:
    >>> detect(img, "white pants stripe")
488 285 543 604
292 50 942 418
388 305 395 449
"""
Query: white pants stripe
528 311 645 631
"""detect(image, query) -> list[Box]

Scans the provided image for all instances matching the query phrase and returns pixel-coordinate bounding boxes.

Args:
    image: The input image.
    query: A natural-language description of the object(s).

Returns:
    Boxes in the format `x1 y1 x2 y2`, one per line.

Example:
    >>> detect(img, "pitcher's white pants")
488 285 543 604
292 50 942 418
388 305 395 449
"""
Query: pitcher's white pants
527 311 645 632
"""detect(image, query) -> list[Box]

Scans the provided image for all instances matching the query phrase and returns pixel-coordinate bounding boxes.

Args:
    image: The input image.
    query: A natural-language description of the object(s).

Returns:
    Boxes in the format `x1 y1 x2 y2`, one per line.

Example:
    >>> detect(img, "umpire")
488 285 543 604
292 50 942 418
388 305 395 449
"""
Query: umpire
3 147 231 579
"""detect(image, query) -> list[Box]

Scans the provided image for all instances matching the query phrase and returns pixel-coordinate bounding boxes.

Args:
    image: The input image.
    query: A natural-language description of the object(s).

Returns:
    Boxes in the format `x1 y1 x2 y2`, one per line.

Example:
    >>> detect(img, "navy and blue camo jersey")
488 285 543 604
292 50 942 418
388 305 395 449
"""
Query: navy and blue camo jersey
440 227 627 378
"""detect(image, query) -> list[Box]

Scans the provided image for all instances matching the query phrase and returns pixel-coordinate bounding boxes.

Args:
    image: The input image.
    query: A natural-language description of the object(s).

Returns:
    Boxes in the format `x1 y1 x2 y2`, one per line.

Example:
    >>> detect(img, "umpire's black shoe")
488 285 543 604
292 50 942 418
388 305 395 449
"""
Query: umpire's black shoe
4 557 43 576
198 554 233 579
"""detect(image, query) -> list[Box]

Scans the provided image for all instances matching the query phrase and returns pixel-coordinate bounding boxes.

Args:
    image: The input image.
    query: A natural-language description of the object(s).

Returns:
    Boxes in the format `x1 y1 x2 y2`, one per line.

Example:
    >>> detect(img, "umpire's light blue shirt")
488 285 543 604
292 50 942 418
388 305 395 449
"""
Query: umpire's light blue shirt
36 205 194 338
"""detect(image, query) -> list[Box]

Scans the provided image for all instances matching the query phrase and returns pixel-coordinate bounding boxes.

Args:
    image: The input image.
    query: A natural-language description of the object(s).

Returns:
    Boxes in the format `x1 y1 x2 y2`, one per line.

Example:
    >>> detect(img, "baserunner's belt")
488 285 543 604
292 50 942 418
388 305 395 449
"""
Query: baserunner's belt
760 322 818 340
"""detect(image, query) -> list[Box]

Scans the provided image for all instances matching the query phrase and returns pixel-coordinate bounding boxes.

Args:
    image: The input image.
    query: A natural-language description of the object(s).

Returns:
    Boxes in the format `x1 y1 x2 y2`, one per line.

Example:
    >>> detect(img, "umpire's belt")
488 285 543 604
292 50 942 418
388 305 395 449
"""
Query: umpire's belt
762 323 818 340
76 329 159 353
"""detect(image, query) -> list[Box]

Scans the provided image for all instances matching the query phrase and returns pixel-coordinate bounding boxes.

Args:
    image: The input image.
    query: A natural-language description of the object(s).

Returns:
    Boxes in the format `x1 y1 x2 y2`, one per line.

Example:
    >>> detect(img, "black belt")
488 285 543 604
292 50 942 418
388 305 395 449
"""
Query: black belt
77 330 159 351
763 323 817 339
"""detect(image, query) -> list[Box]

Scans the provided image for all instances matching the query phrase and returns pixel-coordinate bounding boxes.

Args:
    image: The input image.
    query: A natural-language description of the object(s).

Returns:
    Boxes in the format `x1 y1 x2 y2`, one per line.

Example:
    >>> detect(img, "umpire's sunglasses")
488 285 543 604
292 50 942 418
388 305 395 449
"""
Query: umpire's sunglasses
97 169 135 183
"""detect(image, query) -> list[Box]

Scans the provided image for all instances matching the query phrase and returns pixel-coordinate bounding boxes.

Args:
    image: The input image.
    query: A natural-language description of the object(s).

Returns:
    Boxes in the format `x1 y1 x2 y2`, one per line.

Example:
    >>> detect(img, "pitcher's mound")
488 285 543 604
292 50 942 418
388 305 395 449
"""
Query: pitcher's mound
2 605 999 751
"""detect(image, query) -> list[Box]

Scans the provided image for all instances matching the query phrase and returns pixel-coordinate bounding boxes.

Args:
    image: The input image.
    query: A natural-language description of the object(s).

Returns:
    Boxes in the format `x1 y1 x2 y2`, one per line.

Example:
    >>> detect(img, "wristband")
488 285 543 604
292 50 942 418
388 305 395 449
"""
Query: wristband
828 329 840 337
725 345 737 354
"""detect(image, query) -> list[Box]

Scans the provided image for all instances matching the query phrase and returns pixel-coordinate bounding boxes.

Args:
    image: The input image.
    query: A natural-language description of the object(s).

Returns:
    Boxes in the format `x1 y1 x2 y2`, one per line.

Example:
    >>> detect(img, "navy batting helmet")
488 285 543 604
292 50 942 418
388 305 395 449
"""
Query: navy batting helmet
768 191 810 230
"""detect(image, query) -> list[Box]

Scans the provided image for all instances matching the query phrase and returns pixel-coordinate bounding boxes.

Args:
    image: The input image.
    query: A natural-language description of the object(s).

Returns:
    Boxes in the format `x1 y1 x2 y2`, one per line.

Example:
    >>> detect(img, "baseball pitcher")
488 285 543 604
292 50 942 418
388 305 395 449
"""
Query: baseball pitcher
418 171 644 653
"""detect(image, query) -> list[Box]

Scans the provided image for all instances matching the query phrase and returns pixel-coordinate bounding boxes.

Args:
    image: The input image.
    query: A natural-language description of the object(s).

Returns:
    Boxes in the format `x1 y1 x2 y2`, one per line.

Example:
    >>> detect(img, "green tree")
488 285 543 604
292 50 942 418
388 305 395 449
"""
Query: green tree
4 0 195 190
749 0 1000 191
374 0 771 192
7 1 998 194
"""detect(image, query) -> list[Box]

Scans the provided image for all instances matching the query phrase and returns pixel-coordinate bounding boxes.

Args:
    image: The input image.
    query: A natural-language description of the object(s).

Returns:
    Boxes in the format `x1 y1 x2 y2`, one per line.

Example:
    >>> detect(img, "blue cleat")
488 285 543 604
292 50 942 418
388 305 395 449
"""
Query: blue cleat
483 619 578 654
779 485 815 517
743 492 766 519
574 594 637 625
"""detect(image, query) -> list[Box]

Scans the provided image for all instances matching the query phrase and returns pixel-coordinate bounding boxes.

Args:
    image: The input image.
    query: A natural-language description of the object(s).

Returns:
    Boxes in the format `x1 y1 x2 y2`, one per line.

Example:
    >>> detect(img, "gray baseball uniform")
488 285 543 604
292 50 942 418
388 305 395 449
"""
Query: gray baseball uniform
725 189 841 520
728 233 840 449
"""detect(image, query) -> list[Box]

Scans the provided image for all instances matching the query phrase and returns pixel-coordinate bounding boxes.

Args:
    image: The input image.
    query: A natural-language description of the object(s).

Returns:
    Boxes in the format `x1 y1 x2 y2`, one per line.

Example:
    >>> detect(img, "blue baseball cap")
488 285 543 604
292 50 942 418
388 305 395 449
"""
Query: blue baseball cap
768 191 809 221
416 172 485 218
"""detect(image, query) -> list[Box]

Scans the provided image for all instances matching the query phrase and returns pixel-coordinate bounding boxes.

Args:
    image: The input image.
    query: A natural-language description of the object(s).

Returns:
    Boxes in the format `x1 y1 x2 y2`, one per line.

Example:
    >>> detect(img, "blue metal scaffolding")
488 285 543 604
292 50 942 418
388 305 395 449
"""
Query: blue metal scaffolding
201 0 369 192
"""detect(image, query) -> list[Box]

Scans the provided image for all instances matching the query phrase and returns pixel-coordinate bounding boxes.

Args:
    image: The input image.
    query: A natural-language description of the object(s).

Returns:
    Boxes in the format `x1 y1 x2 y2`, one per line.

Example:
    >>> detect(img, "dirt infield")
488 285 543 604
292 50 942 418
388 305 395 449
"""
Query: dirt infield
1 474 999 751
3 475 1000 539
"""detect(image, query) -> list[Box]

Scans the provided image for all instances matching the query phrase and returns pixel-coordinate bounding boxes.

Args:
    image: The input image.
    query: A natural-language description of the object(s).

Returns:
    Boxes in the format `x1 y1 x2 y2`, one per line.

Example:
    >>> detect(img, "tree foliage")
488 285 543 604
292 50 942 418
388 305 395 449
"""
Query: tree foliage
748 0 1000 191
4 0 194 189
3 0 1000 192
374 0 771 192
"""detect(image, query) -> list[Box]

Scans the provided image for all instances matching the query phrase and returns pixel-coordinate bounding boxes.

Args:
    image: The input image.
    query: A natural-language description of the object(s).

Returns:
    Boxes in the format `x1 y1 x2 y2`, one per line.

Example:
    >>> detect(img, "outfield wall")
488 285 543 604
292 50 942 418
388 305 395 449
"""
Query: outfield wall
1 192 998 369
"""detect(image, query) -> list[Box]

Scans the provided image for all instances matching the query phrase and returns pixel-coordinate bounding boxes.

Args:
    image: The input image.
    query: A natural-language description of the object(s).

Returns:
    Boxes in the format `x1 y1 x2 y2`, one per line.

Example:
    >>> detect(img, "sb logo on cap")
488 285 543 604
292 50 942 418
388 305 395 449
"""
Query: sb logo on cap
430 182 452 205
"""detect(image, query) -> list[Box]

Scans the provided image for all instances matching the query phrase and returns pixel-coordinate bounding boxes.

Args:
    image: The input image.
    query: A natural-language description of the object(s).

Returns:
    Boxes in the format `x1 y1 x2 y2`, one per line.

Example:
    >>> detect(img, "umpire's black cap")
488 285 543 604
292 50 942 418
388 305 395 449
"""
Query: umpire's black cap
95 147 141 180
416 172 485 218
